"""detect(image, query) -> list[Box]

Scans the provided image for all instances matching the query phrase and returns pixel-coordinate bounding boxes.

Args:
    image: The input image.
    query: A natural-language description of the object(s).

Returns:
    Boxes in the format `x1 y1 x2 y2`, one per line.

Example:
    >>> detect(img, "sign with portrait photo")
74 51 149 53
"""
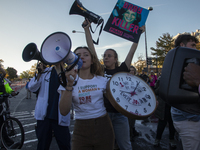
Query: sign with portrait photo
104 0 150 43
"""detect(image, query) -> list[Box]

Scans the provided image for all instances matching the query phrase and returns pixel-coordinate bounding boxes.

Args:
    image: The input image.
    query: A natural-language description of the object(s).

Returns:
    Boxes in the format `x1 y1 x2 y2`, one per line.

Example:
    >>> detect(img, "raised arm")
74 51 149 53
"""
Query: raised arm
124 43 138 70
82 19 98 57
124 26 145 70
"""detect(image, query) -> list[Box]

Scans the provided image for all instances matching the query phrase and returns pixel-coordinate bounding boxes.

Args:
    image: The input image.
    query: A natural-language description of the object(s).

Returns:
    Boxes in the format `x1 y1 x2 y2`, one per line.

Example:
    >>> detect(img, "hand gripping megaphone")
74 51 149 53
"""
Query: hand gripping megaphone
40 32 82 69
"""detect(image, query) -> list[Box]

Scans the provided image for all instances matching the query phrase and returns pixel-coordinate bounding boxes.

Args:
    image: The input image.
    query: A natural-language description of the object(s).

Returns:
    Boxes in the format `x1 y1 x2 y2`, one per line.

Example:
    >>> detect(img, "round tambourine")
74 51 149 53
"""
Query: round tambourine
106 72 157 120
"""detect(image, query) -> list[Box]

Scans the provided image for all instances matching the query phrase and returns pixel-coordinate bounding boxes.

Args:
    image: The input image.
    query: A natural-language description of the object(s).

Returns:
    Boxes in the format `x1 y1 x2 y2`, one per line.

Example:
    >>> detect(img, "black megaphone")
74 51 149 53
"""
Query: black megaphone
22 43 43 63
69 0 103 25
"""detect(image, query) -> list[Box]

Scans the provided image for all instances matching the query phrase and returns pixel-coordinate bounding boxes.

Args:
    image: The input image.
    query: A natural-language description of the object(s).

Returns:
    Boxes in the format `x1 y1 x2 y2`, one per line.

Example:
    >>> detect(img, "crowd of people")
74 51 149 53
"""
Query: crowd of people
1 19 200 150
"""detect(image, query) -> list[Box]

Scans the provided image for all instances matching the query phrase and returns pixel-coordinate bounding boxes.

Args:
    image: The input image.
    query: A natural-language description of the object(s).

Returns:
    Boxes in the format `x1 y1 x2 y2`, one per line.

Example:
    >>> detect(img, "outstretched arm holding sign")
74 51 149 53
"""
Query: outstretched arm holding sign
83 19 145 70
124 26 144 69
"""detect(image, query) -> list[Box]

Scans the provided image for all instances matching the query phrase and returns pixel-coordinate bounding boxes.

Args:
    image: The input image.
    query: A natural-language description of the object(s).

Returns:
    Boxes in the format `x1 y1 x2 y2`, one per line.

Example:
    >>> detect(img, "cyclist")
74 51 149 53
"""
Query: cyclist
0 65 18 108
0 65 18 147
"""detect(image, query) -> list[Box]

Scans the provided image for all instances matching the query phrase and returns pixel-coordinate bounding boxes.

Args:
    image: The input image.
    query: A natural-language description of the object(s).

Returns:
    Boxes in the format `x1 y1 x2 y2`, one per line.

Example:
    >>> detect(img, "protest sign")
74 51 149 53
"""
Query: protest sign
104 0 150 43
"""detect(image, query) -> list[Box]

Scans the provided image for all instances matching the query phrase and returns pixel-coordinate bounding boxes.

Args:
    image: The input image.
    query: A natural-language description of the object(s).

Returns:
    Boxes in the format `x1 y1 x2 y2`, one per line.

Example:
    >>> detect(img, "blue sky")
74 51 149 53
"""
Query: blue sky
0 0 199 75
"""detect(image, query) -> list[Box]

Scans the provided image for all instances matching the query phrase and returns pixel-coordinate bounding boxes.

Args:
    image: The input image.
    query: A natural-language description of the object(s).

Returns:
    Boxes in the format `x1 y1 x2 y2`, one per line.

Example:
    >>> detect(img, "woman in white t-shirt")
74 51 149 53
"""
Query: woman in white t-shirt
59 46 114 150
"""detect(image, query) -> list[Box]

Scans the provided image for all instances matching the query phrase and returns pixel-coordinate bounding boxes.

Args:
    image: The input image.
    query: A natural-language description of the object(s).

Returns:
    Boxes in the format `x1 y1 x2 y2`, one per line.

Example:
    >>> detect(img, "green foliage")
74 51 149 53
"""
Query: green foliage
20 63 37 79
6 67 18 79
196 42 200 50
0 60 36 80
20 70 34 79
150 33 174 66
29 63 37 77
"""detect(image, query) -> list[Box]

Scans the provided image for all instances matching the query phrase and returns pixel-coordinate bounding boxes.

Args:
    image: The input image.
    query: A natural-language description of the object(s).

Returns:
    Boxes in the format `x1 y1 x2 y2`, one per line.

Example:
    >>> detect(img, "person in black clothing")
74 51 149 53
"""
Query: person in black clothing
128 66 139 141
139 70 149 83
0 65 18 147
139 70 150 123
153 76 176 147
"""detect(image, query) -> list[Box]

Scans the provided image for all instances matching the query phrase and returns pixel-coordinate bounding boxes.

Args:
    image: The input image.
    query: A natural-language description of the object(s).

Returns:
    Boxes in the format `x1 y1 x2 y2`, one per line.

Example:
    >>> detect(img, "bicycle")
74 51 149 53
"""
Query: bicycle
0 93 24 149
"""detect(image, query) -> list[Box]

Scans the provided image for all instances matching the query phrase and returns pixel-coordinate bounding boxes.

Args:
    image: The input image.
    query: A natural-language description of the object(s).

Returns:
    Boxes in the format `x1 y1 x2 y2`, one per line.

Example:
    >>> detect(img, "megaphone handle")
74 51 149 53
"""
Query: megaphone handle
82 18 91 28
58 56 80 87
58 64 78 87
58 65 67 87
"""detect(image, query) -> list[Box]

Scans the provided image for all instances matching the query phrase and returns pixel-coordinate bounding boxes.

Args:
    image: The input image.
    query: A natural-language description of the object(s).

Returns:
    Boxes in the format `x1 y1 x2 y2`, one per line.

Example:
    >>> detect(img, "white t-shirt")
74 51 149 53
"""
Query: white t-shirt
58 75 108 120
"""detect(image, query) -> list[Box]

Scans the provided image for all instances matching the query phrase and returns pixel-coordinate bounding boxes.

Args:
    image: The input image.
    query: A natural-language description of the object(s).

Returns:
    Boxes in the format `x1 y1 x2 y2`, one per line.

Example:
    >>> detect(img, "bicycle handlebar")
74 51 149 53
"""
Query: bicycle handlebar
0 93 10 98
0 92 19 98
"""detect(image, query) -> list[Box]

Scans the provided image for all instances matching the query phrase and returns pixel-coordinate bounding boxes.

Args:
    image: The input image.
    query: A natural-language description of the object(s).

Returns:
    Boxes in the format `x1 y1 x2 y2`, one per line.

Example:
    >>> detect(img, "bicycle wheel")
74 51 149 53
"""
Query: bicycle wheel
1 117 24 149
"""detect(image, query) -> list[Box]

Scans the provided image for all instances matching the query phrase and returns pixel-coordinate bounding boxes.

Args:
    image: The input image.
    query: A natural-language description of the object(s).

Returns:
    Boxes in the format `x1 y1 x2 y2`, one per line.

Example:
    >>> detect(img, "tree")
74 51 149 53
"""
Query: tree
150 33 174 66
6 67 18 79
133 54 146 74
20 63 37 79
29 63 37 77
20 70 33 79
196 42 200 50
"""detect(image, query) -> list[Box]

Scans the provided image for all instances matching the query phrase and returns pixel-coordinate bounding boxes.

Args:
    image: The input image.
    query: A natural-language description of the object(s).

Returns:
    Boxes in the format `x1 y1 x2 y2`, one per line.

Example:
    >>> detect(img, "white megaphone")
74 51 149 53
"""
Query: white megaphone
40 32 82 69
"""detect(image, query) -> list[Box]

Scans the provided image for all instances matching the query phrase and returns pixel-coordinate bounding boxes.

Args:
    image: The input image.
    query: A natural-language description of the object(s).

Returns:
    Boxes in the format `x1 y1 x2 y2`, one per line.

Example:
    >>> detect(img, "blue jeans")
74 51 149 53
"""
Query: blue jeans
108 112 132 150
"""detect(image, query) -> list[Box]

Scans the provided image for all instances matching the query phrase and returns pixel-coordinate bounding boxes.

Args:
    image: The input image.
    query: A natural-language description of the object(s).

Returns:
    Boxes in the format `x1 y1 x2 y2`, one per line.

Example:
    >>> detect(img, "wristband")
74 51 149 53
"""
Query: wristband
66 85 73 88
66 87 73 92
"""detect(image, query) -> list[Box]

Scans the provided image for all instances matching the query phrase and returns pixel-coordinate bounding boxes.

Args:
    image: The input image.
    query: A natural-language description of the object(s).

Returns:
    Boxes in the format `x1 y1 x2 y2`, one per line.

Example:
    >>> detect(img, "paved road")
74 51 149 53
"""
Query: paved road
8 87 183 150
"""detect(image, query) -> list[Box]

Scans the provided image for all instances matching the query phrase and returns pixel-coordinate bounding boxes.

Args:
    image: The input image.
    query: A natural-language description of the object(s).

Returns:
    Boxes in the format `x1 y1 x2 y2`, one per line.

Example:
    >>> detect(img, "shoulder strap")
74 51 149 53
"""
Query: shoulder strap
90 20 104 45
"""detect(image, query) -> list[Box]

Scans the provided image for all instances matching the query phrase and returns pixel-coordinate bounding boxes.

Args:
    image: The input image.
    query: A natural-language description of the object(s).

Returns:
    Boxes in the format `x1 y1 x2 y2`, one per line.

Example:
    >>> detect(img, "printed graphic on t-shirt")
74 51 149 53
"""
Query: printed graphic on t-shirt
78 84 100 104
104 72 112 79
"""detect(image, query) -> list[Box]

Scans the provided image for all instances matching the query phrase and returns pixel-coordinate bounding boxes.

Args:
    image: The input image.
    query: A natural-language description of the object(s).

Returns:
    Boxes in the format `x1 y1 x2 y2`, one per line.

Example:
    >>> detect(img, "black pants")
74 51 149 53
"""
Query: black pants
156 104 176 140
36 118 71 150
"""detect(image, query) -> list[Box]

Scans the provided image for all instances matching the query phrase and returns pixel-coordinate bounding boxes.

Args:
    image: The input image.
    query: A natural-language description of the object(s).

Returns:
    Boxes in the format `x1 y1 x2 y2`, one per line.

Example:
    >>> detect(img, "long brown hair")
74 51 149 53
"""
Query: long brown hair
74 46 103 76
